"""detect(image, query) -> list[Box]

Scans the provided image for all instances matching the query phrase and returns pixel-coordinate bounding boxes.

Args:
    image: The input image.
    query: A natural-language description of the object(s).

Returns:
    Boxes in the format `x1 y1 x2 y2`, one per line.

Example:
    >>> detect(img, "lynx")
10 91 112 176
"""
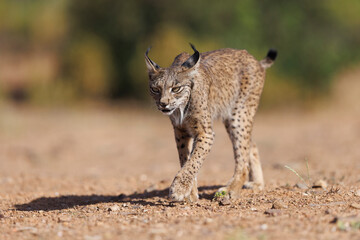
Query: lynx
145 44 277 202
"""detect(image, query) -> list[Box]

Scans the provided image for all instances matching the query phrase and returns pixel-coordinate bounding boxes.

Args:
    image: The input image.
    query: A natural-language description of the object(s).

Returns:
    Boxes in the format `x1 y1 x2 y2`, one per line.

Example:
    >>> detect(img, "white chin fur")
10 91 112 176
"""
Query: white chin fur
170 106 186 126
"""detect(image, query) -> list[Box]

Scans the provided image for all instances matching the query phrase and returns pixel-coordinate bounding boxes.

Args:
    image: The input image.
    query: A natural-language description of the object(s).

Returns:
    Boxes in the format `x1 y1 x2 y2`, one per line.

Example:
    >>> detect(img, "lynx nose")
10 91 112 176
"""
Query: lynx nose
159 102 168 109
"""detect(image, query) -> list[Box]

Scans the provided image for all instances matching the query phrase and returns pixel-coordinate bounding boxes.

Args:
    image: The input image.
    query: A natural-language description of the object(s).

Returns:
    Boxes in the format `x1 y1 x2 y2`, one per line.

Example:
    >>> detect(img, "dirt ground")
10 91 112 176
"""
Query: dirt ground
1 73 360 240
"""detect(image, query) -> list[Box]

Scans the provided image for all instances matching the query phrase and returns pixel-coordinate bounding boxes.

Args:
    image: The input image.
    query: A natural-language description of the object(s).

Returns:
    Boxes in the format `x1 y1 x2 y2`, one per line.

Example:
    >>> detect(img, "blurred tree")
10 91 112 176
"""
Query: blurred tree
65 0 360 100
1 0 360 103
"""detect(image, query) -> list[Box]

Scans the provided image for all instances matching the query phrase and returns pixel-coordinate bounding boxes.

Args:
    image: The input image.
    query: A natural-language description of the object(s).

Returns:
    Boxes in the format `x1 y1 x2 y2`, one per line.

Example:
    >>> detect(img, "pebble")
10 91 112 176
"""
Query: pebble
272 200 288 209
108 205 120 212
354 189 360 197
58 216 72 222
219 198 231 206
264 209 282 216
350 203 360 209
312 179 327 189
260 224 268 230
295 183 308 189
204 218 213 224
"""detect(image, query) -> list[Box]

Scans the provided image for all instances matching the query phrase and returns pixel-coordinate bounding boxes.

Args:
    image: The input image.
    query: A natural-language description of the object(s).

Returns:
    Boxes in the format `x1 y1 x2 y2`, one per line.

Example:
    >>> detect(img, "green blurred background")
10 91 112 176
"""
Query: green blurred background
0 0 359 107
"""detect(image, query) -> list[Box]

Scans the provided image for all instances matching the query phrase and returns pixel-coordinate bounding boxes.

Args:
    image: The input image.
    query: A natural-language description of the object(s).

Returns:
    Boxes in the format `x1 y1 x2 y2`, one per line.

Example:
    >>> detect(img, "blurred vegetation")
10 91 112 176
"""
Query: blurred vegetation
0 0 359 105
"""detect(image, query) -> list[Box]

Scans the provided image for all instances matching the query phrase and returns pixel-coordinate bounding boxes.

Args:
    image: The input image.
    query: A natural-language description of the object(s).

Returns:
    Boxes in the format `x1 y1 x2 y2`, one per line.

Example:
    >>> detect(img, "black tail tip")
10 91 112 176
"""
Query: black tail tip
267 49 277 61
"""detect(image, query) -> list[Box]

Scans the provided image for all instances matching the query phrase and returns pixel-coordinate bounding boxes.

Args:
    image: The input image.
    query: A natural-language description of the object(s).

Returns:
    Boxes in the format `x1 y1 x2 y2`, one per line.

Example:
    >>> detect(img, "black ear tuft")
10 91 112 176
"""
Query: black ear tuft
145 46 151 56
189 43 197 53
182 43 200 69
267 49 277 61
145 46 160 70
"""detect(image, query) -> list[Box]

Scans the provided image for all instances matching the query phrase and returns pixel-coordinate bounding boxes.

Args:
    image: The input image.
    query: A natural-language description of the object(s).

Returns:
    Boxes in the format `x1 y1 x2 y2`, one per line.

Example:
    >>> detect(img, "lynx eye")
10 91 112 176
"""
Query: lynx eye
171 86 182 93
150 86 160 94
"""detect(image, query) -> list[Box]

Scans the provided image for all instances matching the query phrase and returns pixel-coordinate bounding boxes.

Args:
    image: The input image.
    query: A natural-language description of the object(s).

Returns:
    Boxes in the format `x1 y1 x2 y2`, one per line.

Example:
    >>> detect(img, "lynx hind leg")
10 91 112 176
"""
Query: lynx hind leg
243 142 264 190
217 110 253 199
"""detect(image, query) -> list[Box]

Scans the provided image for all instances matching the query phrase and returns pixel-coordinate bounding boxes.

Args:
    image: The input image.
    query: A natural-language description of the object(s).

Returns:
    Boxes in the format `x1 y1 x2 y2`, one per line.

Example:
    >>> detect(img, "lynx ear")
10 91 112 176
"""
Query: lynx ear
145 47 160 73
181 43 200 69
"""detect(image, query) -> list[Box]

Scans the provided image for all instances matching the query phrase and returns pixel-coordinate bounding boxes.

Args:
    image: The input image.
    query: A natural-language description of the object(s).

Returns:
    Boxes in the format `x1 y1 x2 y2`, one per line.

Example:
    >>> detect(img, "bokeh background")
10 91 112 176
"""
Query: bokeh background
1 0 360 107
1 2 360 239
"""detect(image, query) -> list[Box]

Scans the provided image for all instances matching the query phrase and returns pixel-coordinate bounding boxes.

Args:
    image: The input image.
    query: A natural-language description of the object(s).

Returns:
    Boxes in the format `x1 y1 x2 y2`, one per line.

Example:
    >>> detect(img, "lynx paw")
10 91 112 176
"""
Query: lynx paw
242 181 264 190
189 187 199 202
216 180 244 200
169 178 191 202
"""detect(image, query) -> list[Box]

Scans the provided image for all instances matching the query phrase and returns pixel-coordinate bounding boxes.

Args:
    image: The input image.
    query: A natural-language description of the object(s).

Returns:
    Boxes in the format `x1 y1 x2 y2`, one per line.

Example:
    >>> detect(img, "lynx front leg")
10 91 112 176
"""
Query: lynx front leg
170 128 214 201
173 127 198 202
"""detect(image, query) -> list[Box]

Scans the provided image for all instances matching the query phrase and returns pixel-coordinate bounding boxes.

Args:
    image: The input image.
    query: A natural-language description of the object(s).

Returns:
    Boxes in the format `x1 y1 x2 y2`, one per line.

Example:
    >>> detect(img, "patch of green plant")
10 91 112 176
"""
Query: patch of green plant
351 221 360 230
337 220 347 231
336 220 360 231
214 190 227 199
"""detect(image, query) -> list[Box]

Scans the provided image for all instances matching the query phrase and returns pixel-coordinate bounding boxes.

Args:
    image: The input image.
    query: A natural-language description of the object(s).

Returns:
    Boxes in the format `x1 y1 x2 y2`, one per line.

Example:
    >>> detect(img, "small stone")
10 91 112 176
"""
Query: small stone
295 183 308 189
264 209 282 216
219 198 231 206
58 215 72 222
324 209 331 215
204 218 213 224
260 224 268 230
108 205 120 212
354 189 360 197
312 179 327 189
350 203 360 209
272 200 288 209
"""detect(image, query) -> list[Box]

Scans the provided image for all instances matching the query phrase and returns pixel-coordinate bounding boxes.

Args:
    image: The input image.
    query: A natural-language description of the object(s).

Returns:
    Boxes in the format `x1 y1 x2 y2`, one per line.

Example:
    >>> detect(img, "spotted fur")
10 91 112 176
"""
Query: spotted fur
145 44 277 201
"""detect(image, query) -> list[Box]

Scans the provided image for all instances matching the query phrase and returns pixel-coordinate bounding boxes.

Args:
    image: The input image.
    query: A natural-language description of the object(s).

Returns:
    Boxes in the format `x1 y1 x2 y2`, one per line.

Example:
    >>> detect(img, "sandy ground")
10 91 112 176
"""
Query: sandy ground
1 72 360 239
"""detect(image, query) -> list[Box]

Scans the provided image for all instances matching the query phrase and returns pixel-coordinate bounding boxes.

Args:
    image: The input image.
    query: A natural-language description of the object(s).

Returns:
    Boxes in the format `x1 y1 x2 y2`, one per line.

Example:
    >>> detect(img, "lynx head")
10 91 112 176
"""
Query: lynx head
145 44 200 120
